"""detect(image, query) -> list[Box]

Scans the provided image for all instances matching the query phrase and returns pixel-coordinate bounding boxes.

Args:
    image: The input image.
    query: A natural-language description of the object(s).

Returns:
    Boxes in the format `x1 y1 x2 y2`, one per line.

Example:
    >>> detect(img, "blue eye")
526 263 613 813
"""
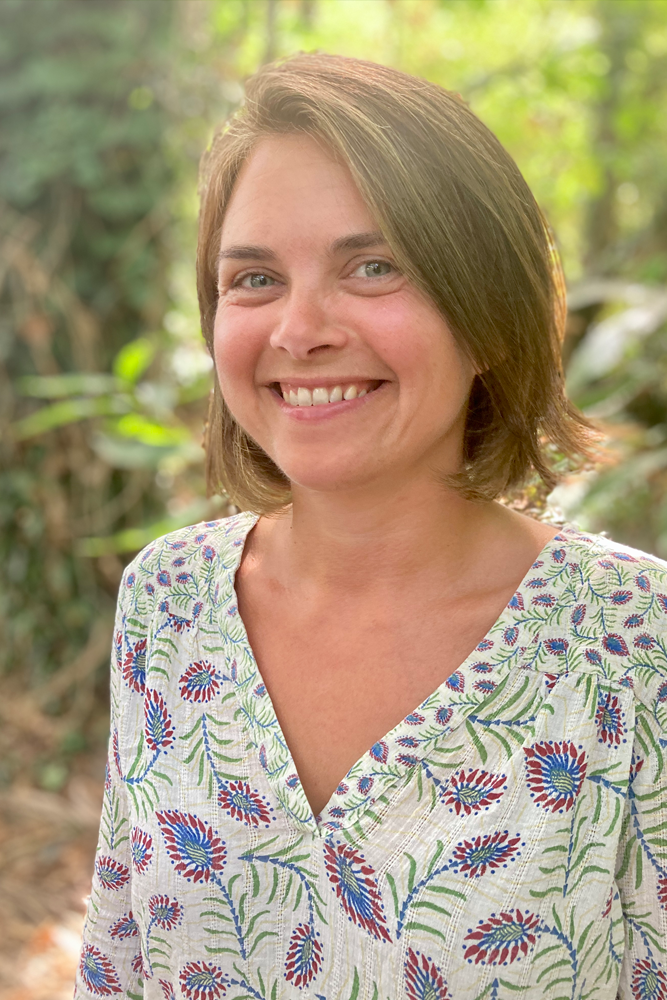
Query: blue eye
242 273 275 288
355 261 393 278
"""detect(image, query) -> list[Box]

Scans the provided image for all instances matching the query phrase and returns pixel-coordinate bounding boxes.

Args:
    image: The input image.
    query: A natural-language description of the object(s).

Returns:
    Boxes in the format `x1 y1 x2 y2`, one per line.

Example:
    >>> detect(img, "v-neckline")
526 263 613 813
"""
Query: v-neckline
218 511 575 838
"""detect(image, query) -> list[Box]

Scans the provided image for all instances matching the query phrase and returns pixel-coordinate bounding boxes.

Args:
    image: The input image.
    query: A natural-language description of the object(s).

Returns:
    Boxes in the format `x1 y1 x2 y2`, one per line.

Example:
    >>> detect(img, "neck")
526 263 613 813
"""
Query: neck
261 474 514 596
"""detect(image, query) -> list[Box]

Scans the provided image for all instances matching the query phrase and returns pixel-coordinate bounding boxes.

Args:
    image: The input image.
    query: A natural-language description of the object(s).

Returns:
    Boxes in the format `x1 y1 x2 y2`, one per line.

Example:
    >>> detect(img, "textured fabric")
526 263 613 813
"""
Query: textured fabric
75 512 667 1000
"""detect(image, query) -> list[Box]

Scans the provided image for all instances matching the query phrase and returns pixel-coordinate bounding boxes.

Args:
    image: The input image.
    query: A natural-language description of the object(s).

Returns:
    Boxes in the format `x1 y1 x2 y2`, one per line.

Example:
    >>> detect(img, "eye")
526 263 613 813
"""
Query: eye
352 260 394 279
236 272 276 289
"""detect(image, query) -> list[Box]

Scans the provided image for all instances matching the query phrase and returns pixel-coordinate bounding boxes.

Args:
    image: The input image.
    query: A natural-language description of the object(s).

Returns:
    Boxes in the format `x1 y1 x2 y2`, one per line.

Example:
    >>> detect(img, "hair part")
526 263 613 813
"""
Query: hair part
197 52 596 513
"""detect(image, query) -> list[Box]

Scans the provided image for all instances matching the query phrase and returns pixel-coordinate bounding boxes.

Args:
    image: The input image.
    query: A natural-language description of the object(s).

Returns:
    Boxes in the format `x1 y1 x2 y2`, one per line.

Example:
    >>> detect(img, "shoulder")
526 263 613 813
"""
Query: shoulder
124 509 258 575
550 526 667 722
558 524 667 574
559 525 667 607
117 510 259 617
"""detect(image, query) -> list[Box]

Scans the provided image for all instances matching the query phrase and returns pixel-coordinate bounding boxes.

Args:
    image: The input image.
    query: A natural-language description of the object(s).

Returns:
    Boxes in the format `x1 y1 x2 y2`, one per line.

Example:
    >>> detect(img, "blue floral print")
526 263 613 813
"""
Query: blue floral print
75 513 667 998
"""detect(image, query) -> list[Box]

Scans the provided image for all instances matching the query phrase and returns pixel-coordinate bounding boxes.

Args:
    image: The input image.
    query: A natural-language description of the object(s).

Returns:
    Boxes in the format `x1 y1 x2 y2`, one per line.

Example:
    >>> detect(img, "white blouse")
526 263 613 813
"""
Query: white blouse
75 512 667 1000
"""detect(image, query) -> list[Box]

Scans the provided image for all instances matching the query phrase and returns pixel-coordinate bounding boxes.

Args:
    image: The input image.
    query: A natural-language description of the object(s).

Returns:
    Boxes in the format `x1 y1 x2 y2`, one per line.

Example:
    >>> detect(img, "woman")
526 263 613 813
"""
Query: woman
76 54 667 1000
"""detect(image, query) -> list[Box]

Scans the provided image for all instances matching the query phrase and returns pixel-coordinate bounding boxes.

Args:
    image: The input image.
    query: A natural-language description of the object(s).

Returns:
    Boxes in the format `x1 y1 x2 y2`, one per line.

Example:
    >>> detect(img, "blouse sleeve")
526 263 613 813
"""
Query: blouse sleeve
74 563 146 999
615 686 667 998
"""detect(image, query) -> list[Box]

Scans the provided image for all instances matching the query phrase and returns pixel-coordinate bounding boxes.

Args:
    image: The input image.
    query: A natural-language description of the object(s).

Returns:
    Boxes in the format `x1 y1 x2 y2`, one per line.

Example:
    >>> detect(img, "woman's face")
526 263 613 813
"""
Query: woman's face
214 133 476 496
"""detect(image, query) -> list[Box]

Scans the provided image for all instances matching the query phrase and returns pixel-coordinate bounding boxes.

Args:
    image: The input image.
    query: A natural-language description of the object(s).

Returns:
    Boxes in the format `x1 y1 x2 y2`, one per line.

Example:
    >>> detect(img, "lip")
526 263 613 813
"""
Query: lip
265 377 387 390
265 379 390 420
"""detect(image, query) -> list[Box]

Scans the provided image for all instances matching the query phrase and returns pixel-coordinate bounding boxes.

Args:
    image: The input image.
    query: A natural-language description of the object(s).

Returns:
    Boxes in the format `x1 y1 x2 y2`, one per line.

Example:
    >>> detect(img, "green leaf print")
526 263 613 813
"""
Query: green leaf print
465 719 488 763
384 872 399 918
347 967 360 1000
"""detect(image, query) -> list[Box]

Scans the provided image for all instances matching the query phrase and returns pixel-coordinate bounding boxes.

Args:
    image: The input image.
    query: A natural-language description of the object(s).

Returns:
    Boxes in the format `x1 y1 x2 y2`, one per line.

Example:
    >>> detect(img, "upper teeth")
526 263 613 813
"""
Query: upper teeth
282 384 370 406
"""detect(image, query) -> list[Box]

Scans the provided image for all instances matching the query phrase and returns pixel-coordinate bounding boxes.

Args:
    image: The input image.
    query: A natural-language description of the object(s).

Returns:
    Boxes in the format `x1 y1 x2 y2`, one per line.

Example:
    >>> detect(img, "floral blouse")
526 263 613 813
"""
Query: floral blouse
75 512 667 1000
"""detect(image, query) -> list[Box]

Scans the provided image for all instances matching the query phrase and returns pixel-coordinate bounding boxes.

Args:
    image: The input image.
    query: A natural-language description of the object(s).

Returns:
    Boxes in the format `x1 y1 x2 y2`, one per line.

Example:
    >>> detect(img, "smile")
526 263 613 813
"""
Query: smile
272 380 384 407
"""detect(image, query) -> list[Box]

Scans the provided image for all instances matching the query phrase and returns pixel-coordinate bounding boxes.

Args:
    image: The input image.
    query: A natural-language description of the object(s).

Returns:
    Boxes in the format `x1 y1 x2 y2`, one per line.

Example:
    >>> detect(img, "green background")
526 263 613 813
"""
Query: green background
3 0 667 791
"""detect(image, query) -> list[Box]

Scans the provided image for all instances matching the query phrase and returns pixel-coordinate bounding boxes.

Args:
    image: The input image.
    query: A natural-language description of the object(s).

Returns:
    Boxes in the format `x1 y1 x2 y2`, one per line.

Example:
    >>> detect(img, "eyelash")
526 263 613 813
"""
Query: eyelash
229 258 397 289
230 272 275 289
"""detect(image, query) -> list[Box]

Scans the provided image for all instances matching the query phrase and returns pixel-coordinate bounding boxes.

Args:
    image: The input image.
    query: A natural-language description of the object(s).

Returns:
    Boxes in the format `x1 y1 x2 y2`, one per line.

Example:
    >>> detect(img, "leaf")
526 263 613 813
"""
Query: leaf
403 920 447 943
13 395 130 439
426 840 445 876
571 813 588 855
179 719 202 742
267 866 279 905
200 909 232 923
577 920 594 953
243 835 281 856
405 852 417 893
412 900 452 917
569 864 608 894
603 796 622 837
385 872 399 918
615 835 634 880
537 960 572 984
486 727 513 758
247 930 278 957
529 885 562 898
425 884 466 900
115 412 189 447
534 943 563 960
245 909 270 937
348 968 360 1000
571 841 606 870
543 979 574 994
18 373 119 398
485 673 530 720
183 736 204 764
637 714 664 779
113 337 156 383
465 719 488 764
281 872 293 904
505 727 528 745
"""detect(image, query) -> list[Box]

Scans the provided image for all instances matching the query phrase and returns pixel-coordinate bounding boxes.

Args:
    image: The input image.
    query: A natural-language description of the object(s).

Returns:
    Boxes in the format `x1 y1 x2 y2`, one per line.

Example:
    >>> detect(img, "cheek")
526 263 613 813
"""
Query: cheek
365 299 473 401
212 305 262 401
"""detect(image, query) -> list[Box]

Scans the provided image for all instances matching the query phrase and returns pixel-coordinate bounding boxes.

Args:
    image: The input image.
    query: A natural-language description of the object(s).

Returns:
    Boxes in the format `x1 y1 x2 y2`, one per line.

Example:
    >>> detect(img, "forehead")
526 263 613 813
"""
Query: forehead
219 133 379 249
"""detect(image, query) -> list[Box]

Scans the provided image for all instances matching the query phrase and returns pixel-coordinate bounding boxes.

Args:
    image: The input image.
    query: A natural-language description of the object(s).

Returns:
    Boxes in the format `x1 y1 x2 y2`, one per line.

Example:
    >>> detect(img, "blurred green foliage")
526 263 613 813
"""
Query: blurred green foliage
0 0 212 787
3 0 667 788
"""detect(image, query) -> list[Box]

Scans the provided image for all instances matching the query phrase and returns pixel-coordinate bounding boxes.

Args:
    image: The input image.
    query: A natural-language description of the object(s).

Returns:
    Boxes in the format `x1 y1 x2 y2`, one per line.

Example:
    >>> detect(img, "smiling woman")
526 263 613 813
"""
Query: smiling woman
76 55 667 1000
212 131 477 505
197 55 591 512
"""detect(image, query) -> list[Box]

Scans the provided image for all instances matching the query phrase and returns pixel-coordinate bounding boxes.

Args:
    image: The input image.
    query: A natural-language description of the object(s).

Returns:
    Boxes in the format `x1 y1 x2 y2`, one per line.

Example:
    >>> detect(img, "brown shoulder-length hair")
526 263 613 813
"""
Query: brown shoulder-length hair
197 52 595 513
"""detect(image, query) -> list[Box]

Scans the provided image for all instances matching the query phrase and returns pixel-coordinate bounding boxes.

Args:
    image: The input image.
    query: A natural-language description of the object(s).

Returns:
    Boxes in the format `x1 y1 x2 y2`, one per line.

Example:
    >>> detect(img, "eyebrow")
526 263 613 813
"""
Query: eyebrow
330 230 386 254
216 230 387 271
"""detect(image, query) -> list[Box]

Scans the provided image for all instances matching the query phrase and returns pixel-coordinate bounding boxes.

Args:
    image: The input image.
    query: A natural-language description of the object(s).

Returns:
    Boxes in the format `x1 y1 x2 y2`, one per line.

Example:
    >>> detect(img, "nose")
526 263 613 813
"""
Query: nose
269 284 349 359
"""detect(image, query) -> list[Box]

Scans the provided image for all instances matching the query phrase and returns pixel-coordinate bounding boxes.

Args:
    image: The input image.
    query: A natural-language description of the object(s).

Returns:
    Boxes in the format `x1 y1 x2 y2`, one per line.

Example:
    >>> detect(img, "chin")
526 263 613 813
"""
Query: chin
276 455 380 496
